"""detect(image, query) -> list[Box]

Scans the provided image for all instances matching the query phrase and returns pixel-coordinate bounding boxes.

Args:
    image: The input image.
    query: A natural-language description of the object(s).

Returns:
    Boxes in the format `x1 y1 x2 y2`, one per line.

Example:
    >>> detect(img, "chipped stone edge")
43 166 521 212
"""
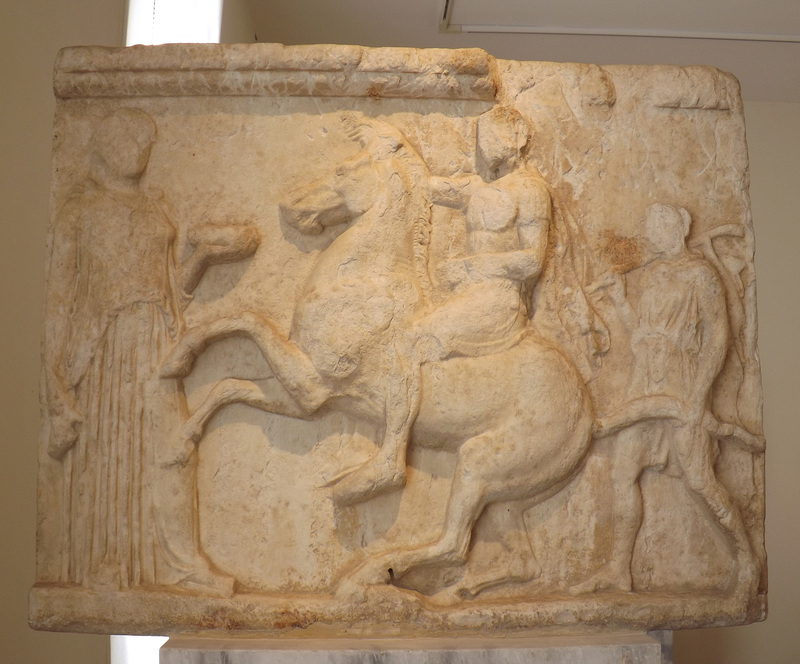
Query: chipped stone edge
54 43 498 101
29 584 767 635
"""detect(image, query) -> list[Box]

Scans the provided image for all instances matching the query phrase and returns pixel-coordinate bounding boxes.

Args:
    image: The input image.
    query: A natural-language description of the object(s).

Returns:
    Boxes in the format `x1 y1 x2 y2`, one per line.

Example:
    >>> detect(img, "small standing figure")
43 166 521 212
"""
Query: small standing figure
332 105 551 505
574 203 758 594
45 108 257 594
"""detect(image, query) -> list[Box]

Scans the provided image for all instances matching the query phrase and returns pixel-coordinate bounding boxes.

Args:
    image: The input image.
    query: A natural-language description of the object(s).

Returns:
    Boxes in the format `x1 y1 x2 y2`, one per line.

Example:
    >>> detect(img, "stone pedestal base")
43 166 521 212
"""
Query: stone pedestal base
160 633 672 664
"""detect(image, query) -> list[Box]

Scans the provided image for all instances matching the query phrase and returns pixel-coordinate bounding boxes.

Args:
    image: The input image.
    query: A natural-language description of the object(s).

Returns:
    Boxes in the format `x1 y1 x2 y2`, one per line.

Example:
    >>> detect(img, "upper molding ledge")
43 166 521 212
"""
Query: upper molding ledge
54 43 497 101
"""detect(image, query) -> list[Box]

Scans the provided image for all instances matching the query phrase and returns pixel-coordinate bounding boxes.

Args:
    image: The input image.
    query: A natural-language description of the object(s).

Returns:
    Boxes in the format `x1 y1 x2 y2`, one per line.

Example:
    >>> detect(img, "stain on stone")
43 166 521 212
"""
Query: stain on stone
601 229 642 273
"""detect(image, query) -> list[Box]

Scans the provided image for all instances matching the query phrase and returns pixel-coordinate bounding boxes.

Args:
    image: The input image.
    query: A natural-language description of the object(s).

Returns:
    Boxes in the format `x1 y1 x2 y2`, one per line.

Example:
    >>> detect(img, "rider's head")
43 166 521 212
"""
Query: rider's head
643 203 691 258
476 106 530 181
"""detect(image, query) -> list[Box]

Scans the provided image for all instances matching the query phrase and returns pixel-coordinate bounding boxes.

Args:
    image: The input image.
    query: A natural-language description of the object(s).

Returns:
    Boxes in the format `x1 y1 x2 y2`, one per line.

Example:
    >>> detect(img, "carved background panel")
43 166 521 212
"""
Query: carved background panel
31 44 765 634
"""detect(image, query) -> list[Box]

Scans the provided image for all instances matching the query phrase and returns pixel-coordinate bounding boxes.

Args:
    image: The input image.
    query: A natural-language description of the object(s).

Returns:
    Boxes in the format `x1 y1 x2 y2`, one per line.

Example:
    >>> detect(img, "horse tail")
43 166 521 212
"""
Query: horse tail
592 395 684 439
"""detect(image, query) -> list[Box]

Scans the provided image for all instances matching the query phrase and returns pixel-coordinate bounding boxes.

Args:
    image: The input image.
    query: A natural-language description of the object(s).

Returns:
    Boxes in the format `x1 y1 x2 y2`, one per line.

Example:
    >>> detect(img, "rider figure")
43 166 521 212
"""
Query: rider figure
333 105 552 505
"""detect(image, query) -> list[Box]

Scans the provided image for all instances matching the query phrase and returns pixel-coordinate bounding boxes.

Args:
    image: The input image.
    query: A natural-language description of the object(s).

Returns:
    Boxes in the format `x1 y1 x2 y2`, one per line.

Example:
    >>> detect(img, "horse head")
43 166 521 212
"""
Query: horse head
278 115 406 236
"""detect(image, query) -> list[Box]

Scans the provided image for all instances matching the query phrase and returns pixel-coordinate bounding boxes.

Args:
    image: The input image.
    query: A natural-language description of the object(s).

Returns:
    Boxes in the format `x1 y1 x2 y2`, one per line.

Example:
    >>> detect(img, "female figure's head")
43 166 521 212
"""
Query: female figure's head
93 108 157 183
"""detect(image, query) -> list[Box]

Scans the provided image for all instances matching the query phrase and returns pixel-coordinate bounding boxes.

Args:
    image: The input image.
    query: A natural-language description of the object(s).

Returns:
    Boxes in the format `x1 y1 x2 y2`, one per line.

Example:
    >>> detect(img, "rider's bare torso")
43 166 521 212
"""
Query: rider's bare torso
417 168 551 359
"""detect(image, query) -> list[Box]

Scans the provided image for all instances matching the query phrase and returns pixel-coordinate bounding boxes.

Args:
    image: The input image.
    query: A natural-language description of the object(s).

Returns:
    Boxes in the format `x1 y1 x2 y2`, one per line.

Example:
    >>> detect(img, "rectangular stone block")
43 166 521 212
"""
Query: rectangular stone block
159 635 665 664
31 43 766 636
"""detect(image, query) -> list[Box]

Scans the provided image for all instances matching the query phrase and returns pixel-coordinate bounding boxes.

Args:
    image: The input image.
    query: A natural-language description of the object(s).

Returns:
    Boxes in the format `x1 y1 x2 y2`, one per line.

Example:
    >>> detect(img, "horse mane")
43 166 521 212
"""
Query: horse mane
394 139 434 306
358 116 435 306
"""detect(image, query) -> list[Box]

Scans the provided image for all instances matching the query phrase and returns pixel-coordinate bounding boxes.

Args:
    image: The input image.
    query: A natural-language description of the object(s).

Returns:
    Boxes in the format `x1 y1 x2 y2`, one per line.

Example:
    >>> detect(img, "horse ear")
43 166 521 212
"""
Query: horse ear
370 134 402 159
340 113 403 156
341 112 373 147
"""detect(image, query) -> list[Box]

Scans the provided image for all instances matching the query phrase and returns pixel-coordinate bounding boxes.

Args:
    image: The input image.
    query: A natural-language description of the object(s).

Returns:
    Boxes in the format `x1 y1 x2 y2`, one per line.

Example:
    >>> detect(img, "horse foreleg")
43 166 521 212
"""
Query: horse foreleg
161 312 330 413
181 378 309 445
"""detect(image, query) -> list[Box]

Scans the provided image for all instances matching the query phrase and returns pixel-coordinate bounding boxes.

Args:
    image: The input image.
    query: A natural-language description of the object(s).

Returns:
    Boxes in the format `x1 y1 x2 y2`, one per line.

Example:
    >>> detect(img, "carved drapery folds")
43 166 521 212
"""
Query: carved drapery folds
32 44 765 635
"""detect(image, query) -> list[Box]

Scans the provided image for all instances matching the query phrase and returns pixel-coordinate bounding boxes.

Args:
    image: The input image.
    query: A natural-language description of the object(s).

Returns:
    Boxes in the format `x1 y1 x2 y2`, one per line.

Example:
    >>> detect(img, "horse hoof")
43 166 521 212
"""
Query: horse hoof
334 577 369 603
332 466 406 506
429 584 468 606
175 565 235 598
179 422 204 447
160 348 195 378
568 567 632 595
334 560 392 601
320 463 367 488
162 439 196 468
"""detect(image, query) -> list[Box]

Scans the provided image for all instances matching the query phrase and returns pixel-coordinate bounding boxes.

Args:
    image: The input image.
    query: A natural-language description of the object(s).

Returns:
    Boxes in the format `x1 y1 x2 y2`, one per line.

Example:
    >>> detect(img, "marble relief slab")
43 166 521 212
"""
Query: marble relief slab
31 43 766 635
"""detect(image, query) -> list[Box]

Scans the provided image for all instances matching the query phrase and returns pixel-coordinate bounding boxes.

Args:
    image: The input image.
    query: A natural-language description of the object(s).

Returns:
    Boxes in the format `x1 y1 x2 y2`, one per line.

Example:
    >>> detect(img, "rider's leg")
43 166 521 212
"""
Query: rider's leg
331 288 508 503
330 286 510 506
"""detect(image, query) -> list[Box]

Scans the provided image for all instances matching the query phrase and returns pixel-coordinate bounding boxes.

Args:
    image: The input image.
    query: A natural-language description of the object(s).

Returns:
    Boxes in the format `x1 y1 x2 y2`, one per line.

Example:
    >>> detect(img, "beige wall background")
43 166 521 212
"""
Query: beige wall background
1 1 797 662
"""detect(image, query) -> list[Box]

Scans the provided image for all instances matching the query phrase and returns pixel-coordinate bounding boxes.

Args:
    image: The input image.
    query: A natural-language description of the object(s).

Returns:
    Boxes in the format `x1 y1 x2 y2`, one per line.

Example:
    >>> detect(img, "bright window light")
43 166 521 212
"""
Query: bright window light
111 635 169 663
126 0 223 46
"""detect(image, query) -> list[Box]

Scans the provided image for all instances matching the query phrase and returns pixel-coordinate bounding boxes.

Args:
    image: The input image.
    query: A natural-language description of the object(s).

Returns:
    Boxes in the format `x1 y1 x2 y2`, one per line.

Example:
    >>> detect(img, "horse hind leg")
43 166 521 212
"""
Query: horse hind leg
453 461 587 600
394 431 509 577
338 432 496 593
454 501 540 599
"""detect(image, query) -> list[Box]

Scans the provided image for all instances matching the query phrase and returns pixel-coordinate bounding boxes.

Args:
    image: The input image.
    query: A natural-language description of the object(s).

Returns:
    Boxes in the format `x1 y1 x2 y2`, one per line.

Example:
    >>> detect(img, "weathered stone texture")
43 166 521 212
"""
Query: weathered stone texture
31 43 765 635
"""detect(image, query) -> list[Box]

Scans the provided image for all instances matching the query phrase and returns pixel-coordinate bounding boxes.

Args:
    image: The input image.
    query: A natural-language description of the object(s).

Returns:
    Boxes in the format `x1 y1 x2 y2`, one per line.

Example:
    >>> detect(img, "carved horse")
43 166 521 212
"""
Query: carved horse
161 117 596 596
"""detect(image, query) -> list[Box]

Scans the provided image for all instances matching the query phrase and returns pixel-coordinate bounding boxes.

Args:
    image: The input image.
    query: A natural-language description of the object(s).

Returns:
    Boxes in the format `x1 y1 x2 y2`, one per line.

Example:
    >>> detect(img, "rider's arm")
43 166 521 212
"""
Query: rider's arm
588 272 637 332
430 175 480 209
